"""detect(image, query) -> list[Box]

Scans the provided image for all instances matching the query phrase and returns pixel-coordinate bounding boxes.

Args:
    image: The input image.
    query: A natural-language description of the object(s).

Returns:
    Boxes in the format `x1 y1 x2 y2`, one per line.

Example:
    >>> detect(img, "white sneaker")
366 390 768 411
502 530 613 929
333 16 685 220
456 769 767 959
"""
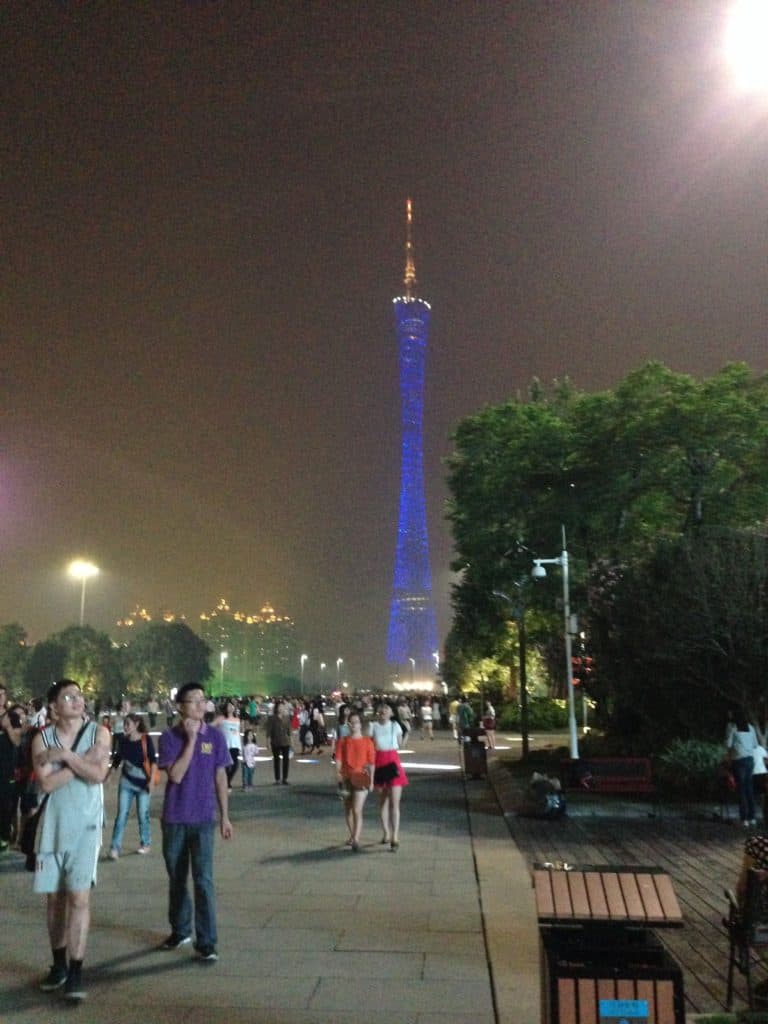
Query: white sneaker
108 849 119 860
137 846 150 854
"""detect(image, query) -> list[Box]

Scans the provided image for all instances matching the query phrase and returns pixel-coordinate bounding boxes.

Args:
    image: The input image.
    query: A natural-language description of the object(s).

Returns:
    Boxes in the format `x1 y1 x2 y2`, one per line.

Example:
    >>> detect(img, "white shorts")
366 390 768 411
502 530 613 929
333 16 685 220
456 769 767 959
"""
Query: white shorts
33 843 100 894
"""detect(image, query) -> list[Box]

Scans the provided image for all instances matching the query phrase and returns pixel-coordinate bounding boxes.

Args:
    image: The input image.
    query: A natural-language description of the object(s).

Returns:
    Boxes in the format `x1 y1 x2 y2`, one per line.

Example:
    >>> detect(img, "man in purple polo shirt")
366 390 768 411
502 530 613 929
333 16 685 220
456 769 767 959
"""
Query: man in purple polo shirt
157 681 233 962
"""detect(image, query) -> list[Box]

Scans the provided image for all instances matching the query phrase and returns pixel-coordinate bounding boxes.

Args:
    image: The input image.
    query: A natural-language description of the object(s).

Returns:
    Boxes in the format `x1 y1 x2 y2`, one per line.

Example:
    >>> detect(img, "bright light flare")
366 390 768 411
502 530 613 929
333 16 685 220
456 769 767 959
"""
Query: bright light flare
725 1 768 92
68 559 99 581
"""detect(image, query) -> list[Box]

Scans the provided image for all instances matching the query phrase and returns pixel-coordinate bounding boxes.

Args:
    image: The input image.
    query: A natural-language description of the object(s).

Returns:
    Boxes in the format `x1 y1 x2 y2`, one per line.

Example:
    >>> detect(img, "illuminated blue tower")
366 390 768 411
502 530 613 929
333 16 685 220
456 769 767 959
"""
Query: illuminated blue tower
387 199 438 678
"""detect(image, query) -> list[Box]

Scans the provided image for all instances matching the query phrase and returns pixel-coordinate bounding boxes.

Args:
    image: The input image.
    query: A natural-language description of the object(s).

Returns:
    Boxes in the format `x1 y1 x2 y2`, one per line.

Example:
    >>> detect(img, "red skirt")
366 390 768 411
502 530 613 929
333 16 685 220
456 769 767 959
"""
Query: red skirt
374 749 408 788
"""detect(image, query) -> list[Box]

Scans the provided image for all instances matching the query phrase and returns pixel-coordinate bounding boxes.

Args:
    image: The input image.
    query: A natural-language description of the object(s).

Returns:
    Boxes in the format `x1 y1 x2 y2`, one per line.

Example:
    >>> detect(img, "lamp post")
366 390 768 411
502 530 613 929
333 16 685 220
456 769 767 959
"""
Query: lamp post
320 662 326 690
408 657 415 685
336 658 343 688
300 654 308 696
68 559 99 627
532 526 579 760
220 650 228 689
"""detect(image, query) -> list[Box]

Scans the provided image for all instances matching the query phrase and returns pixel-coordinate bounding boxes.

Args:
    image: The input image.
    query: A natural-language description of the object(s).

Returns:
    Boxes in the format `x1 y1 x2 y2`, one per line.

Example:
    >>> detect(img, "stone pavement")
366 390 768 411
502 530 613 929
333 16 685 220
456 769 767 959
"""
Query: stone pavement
0 730 540 1024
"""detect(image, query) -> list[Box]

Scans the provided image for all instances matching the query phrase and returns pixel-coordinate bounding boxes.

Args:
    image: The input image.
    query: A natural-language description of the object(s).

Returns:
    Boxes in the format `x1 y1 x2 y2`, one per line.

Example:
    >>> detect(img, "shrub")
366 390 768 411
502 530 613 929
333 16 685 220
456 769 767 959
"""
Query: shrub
499 698 569 731
655 739 726 801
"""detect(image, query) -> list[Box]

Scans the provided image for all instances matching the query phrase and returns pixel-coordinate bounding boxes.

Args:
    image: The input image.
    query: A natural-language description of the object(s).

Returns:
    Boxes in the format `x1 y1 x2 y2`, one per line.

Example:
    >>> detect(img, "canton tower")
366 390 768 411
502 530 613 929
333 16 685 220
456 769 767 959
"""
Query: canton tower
386 199 438 679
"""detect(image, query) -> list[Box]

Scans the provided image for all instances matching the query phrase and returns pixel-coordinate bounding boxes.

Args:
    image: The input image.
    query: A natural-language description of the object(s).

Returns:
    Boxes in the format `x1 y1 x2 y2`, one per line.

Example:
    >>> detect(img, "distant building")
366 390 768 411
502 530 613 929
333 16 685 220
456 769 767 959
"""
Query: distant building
198 598 297 687
114 605 184 633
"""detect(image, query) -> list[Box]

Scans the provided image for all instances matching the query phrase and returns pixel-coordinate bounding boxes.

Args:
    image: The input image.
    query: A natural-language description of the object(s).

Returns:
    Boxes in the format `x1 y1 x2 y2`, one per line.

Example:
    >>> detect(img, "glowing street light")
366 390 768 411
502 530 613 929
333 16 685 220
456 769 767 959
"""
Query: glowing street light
336 657 343 687
68 559 99 627
409 657 415 684
725 1 768 92
532 526 579 760
300 653 308 695
220 650 228 686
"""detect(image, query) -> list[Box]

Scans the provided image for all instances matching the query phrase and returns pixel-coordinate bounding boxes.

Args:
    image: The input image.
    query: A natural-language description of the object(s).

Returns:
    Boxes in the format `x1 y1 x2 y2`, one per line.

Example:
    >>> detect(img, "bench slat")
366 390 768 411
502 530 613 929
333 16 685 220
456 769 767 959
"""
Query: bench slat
601 872 628 920
534 869 555 918
635 872 666 924
585 871 610 919
618 872 647 921
653 873 683 924
567 870 591 919
552 870 574 918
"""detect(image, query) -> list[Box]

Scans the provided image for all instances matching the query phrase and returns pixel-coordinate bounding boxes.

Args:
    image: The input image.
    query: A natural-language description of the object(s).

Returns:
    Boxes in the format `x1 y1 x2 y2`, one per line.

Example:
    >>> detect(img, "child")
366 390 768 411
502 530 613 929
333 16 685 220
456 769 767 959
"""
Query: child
242 729 258 790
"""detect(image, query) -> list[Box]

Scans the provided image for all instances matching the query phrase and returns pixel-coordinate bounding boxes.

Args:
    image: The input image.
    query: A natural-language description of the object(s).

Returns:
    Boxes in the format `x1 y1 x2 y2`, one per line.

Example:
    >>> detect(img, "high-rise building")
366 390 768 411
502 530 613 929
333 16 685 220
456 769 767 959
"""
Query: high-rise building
386 200 438 679
198 599 297 685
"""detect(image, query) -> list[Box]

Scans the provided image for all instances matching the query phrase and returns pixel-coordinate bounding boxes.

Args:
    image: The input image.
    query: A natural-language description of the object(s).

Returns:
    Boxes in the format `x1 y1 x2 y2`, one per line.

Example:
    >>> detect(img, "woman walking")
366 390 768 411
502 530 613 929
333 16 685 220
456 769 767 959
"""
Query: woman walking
216 700 243 791
108 714 155 858
267 700 292 785
728 708 759 827
370 702 408 851
241 729 258 790
335 711 375 851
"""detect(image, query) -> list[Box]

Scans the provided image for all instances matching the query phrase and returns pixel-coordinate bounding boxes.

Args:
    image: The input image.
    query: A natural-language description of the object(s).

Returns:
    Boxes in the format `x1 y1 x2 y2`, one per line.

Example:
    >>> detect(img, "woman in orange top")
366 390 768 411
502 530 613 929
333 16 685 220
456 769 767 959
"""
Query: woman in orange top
335 711 375 851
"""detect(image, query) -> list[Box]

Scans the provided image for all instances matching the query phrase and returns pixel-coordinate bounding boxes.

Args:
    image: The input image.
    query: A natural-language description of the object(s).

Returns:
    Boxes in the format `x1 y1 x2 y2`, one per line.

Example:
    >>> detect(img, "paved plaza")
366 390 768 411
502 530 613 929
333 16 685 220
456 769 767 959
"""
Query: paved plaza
0 730 537 1024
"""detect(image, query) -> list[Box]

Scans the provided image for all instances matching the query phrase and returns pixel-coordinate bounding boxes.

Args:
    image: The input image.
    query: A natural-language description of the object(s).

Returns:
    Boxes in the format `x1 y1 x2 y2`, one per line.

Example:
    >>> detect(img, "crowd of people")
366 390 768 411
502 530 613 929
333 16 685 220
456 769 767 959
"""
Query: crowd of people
0 679 494 1005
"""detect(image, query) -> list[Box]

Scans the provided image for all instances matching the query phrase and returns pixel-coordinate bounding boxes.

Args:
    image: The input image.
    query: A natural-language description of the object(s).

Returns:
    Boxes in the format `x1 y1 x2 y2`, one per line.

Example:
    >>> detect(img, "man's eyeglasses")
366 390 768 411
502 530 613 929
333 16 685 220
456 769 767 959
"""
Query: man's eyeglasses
61 693 83 703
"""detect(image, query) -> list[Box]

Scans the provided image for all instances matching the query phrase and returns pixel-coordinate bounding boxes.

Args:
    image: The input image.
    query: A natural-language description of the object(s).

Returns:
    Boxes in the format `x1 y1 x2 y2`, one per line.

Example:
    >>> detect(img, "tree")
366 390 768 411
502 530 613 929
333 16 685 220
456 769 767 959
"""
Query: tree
0 623 29 695
446 362 768 737
46 626 124 705
25 639 67 697
121 622 212 699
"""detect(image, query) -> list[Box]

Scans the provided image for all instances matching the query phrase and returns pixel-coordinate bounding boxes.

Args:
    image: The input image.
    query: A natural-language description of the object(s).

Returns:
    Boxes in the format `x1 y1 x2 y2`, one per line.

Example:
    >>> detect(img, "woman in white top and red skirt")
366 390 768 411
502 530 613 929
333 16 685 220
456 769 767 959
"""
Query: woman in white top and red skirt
370 702 408 851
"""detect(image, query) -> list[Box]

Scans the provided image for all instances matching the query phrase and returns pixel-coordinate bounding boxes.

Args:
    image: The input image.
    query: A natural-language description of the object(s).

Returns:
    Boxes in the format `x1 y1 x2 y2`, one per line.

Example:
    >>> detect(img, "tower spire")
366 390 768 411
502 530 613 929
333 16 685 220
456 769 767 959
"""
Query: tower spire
404 197 416 298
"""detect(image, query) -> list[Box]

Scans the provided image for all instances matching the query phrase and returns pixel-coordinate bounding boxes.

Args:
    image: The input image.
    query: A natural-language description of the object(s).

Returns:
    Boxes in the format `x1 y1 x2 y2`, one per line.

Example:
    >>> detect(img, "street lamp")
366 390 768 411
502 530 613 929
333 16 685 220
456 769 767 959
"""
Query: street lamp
300 654 308 696
320 662 326 690
532 526 579 760
409 657 415 685
220 650 228 687
336 658 343 687
433 651 440 673
725 1 768 92
68 559 99 627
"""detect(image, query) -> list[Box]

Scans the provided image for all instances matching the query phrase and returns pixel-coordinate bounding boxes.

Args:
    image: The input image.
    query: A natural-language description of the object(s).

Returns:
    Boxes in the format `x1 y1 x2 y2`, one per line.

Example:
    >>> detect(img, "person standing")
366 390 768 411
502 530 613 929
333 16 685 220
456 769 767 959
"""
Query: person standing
267 700 292 785
107 714 155 858
32 679 111 1001
146 695 159 730
370 702 408 851
419 699 434 740
158 683 233 961
482 702 497 750
335 711 375 851
0 689 23 850
728 709 760 827
241 729 258 790
216 700 242 791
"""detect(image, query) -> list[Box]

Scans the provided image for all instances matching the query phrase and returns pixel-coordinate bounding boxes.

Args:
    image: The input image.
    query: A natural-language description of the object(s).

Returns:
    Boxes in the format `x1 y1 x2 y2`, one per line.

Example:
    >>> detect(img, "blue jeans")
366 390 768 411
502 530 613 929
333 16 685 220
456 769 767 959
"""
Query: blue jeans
733 756 756 822
162 821 217 948
111 779 151 851
242 764 254 787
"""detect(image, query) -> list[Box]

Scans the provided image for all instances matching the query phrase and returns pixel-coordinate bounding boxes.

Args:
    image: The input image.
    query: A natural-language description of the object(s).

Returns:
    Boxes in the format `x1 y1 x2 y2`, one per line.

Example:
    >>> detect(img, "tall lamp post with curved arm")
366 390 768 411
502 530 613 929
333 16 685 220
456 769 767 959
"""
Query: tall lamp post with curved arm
68 559 99 627
532 526 579 760
300 654 308 697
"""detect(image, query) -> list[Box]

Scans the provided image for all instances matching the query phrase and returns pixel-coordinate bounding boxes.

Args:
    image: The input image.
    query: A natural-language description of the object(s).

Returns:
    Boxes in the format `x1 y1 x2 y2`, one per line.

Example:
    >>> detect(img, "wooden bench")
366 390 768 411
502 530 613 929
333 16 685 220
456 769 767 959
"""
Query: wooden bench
561 756 656 797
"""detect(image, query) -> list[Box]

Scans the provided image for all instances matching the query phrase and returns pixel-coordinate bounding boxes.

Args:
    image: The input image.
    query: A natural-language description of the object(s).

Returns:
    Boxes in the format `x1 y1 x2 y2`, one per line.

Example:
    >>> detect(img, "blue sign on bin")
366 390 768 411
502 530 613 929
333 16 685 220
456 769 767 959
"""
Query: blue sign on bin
598 998 649 1024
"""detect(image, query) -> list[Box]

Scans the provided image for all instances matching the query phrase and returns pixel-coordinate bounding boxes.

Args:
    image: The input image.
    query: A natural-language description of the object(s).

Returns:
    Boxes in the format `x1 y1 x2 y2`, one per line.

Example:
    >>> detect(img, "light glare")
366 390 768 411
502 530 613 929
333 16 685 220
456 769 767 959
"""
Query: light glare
726 1 768 92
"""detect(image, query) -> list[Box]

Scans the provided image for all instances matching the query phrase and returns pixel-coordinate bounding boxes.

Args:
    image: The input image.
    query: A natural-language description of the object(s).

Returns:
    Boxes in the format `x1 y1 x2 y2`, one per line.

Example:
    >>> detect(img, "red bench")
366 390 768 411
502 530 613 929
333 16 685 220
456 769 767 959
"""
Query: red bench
561 757 656 797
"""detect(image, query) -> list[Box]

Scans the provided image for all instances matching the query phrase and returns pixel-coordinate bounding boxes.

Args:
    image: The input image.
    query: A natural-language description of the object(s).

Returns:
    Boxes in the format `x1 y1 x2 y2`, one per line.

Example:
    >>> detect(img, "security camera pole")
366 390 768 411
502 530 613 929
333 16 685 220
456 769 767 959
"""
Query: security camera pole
532 525 579 760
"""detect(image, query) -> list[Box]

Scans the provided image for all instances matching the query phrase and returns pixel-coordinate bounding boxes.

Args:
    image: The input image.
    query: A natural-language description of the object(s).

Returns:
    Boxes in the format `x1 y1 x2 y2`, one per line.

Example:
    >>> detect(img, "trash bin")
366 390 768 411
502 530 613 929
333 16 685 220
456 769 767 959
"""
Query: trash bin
540 926 684 1024
461 727 487 779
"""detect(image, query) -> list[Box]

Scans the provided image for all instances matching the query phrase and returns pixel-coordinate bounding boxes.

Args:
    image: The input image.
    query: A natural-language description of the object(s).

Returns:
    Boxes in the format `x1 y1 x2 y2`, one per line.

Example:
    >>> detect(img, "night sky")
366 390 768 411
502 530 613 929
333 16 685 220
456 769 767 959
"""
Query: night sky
3 2 768 684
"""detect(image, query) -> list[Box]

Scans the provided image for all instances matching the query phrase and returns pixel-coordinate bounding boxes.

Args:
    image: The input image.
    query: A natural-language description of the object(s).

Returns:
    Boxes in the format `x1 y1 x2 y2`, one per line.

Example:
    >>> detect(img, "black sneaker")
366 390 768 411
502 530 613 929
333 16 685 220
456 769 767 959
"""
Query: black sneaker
196 946 218 961
63 967 85 1001
39 964 68 992
160 933 191 950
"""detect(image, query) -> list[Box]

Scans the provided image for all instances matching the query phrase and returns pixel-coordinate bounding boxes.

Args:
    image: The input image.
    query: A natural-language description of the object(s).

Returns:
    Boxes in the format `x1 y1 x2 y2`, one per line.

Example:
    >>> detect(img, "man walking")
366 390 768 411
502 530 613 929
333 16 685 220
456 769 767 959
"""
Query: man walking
32 679 111 1001
158 682 233 961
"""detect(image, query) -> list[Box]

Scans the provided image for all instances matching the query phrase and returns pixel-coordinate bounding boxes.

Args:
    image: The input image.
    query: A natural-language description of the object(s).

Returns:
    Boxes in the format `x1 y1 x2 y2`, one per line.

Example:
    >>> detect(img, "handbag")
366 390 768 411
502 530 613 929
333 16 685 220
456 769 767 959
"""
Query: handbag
141 734 162 787
21 719 91 870
373 761 400 785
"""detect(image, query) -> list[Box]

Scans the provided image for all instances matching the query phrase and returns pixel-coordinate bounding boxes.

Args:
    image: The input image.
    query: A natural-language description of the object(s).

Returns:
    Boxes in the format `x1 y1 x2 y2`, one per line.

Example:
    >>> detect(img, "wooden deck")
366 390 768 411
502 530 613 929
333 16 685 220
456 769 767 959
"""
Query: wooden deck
506 808 763 1015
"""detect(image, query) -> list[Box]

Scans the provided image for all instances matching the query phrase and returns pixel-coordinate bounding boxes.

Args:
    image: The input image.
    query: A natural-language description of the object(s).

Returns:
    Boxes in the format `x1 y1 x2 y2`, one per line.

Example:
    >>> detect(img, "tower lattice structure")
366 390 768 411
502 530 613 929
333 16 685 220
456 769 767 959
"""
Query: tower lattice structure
386 199 438 678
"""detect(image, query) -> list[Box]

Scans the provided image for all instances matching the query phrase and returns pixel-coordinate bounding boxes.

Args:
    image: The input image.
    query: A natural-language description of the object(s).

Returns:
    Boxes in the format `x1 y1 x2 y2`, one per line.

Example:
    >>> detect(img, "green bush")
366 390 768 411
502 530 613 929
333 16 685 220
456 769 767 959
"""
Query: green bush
499 698 569 731
655 739 726 800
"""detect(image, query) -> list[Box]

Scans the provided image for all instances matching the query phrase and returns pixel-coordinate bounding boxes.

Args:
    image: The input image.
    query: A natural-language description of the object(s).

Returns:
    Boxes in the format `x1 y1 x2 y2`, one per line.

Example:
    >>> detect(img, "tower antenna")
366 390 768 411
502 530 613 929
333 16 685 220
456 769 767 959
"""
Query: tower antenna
404 198 416 298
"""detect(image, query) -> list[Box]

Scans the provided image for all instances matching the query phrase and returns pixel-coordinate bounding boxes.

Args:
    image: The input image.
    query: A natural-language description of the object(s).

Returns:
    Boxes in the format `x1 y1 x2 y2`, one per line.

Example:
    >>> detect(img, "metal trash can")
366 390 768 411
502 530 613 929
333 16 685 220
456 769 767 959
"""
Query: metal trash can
461 727 487 779
540 926 684 1024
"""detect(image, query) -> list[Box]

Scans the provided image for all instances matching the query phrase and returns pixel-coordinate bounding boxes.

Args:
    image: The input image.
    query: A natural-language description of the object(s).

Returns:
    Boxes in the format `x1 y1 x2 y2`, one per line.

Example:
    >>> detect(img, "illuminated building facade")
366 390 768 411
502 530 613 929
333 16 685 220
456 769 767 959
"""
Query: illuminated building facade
198 599 297 685
386 200 438 677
